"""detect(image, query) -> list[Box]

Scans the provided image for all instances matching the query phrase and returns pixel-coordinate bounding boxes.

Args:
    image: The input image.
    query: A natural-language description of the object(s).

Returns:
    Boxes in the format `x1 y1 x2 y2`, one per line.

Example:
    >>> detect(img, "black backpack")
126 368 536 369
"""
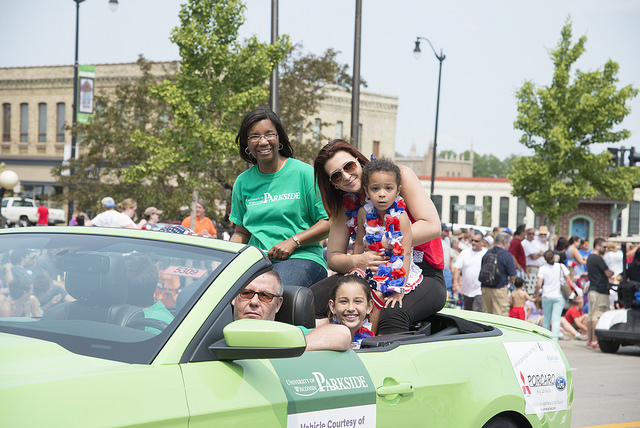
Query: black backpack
478 248 505 286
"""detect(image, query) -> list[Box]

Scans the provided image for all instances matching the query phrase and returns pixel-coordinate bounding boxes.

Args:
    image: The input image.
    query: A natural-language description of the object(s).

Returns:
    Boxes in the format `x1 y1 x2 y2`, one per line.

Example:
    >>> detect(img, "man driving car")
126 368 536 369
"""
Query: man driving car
232 270 351 351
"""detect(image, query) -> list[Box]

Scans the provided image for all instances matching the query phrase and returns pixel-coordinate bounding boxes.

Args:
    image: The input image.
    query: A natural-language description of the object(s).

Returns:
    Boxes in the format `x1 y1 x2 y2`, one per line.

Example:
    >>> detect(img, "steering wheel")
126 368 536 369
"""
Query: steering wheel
126 317 170 331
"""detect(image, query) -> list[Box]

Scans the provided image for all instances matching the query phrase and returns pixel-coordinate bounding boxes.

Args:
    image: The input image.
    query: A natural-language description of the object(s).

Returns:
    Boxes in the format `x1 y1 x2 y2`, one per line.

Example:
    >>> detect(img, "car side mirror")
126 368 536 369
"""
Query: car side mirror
209 319 307 360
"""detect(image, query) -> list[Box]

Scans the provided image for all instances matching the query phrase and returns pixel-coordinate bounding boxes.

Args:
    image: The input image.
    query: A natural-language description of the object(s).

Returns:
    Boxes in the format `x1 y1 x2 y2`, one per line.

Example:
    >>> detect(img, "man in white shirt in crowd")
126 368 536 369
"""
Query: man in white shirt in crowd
452 230 487 312
522 227 548 278
86 197 137 229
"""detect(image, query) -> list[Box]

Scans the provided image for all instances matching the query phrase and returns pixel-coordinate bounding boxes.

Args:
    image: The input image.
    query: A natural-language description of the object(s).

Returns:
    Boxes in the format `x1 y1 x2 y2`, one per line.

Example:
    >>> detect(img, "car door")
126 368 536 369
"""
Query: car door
181 350 378 427
356 346 423 427
181 358 289 427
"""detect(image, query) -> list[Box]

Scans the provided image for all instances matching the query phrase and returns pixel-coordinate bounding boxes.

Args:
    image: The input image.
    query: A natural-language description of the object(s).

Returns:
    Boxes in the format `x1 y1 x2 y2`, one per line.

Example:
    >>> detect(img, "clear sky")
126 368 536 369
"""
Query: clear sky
2 0 638 159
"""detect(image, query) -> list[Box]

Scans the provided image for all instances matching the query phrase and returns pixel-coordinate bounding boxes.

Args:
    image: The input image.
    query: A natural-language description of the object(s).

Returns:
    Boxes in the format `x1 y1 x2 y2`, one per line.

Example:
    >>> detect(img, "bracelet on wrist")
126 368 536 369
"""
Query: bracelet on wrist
292 235 301 248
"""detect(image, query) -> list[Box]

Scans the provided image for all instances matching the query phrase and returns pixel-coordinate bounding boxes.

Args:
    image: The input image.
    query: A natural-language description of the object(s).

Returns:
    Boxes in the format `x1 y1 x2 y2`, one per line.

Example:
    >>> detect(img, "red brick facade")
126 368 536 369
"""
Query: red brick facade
555 199 616 240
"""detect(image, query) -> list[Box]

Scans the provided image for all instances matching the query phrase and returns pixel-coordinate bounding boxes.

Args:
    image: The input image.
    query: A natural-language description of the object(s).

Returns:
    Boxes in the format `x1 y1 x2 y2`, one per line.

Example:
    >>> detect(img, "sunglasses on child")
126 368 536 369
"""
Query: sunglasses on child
329 160 359 185
238 289 281 303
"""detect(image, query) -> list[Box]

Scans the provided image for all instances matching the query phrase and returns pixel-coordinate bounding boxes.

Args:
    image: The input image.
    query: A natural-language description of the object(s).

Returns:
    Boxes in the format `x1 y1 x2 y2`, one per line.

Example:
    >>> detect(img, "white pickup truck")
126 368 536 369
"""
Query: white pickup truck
1 197 66 226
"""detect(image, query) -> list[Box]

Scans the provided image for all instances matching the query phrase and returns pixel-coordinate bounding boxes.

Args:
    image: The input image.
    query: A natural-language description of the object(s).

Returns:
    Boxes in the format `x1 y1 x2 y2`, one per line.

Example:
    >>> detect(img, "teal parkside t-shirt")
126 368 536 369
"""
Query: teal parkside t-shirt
229 158 328 268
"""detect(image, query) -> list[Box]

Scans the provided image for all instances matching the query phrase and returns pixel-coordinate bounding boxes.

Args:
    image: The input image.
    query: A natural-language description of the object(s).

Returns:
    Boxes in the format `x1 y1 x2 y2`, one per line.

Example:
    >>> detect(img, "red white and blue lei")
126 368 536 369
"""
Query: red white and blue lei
331 317 374 349
344 194 423 308
363 196 408 296
343 192 361 245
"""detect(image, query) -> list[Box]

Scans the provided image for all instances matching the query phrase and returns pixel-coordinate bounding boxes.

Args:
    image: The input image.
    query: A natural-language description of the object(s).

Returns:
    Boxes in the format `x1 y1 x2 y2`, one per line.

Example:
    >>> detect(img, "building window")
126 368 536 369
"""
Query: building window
2 103 10 142
356 123 362 150
499 197 509 228
20 103 28 142
432 195 442 218
373 140 380 159
465 195 475 224
297 120 304 144
56 103 66 142
629 201 639 235
336 121 343 139
38 103 47 142
313 118 321 143
450 196 459 224
613 212 622 235
516 198 527 226
21 184 64 210
482 196 492 227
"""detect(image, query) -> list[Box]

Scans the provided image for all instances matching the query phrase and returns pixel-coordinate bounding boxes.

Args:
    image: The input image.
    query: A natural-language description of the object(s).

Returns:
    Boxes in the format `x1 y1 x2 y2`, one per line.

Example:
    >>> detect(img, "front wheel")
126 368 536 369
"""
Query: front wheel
599 340 620 354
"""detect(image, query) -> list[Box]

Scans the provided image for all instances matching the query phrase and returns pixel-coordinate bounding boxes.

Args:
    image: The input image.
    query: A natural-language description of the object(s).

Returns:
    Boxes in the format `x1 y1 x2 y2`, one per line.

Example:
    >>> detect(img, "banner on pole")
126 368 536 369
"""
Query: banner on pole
77 65 95 124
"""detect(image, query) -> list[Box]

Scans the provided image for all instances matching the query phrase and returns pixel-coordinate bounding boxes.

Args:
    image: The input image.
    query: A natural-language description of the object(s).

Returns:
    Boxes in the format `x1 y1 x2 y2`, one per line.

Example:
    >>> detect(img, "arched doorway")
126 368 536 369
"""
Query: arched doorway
569 215 593 241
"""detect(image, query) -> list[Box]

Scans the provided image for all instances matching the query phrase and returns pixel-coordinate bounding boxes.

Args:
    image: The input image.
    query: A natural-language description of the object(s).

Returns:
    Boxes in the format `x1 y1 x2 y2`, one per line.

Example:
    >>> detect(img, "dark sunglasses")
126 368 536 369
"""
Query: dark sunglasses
471 239 483 243
238 289 280 303
330 160 359 185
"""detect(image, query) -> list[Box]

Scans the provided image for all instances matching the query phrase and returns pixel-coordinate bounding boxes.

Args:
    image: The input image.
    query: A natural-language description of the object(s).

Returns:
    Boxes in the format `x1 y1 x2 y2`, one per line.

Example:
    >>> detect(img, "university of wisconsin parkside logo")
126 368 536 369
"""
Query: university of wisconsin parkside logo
285 371 370 397
247 192 301 206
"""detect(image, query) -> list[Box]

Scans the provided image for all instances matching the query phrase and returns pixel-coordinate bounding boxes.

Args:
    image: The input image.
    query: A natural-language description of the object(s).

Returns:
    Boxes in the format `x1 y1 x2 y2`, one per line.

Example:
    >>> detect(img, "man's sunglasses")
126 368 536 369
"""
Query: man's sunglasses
238 289 281 303
330 160 359 185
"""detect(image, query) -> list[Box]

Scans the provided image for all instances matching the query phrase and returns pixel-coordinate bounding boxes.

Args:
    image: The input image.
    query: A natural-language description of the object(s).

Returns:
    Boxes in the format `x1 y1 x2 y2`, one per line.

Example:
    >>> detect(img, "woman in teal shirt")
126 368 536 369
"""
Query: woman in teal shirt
230 109 330 287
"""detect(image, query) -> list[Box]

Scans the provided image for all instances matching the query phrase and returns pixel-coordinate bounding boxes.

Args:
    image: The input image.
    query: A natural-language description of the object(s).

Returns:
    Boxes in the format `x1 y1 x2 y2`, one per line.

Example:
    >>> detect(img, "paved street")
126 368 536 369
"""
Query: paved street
557 340 640 428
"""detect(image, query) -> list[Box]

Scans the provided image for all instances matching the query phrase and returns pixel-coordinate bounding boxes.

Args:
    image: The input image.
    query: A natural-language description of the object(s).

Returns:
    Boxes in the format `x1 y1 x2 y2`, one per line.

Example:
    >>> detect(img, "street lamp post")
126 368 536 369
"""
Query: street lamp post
69 0 118 221
413 36 445 198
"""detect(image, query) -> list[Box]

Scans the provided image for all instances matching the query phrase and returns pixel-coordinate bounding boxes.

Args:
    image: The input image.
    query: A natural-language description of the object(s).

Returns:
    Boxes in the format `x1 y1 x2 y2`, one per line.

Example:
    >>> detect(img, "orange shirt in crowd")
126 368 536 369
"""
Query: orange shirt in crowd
181 216 217 236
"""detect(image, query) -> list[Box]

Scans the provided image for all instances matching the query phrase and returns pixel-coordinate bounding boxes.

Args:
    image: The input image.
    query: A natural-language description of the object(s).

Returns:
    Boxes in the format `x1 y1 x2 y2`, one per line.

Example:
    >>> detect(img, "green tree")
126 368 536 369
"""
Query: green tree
52 57 185 219
125 0 290 228
451 150 517 177
277 44 355 164
508 18 639 230
502 154 518 177
471 153 506 177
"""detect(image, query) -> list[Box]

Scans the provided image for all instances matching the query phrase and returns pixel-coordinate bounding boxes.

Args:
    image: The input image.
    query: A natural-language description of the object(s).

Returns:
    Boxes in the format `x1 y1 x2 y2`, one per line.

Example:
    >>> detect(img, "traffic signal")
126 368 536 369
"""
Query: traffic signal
608 147 620 167
629 147 640 167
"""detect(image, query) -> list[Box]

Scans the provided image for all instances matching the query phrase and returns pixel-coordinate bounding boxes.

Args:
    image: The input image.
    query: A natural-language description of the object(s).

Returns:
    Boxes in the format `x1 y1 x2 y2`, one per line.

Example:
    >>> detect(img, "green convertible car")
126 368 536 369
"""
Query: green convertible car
0 227 572 427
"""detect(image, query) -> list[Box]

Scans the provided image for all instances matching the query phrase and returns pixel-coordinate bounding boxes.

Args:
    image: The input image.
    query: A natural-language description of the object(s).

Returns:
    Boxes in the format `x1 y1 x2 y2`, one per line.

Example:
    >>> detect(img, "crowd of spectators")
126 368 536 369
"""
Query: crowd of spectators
441 223 631 349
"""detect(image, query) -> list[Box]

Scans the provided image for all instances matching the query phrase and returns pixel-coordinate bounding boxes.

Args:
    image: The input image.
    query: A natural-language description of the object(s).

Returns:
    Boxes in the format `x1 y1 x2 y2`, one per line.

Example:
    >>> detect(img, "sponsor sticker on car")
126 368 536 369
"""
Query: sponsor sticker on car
503 342 568 414
271 351 376 427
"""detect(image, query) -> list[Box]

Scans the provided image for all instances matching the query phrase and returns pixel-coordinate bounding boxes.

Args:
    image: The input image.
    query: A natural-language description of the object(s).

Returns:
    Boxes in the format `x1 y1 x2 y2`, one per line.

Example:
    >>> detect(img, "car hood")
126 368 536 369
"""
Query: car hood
0 333 137 388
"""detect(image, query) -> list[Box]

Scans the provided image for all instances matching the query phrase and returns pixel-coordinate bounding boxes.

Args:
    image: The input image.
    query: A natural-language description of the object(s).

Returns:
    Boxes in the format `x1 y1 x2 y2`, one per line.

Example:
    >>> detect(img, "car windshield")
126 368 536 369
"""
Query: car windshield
0 231 233 363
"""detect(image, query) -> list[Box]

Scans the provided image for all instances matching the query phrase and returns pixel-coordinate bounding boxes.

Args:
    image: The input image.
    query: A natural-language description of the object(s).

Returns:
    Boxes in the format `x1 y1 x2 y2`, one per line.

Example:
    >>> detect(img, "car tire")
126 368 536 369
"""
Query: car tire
18 216 29 228
599 340 620 354
483 416 519 428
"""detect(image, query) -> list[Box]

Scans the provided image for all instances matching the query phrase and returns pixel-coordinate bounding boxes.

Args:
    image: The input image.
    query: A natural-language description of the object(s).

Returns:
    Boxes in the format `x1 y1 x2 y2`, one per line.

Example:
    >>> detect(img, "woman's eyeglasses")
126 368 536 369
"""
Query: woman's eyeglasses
238 289 281 303
329 160 359 185
248 132 278 144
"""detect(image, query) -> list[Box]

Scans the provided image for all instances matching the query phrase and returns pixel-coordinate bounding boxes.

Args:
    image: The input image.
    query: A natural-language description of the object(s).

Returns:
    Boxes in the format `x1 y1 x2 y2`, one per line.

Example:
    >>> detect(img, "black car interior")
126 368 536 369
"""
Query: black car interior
43 252 144 326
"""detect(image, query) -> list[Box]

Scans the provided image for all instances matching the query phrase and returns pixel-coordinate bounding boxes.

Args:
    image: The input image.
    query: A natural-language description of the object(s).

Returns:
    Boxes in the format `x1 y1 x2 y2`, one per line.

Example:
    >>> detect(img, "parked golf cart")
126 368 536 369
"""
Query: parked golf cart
594 235 640 353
